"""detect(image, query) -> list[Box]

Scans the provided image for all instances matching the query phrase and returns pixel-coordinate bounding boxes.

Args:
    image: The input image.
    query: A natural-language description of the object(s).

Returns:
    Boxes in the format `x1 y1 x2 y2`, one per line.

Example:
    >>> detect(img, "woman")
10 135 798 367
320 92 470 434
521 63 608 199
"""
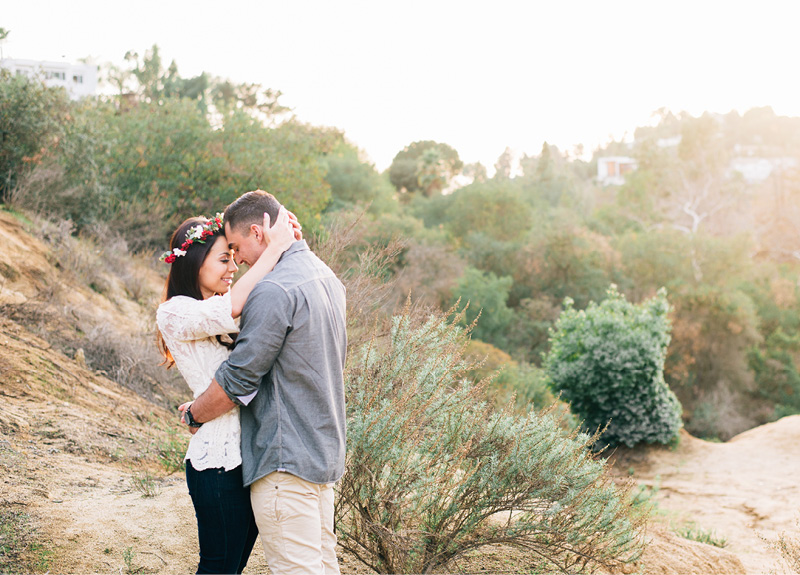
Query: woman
156 207 298 574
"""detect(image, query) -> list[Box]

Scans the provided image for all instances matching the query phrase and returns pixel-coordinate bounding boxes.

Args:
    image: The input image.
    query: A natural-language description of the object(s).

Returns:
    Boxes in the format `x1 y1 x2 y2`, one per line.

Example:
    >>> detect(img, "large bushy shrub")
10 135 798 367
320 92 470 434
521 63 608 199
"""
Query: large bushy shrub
0 70 70 202
543 286 682 448
337 307 645 574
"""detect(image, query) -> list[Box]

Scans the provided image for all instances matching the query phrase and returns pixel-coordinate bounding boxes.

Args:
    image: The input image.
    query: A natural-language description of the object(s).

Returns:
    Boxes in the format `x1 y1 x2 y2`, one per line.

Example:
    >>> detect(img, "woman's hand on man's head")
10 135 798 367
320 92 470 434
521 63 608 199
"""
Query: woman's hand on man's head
264 207 297 252
287 210 302 241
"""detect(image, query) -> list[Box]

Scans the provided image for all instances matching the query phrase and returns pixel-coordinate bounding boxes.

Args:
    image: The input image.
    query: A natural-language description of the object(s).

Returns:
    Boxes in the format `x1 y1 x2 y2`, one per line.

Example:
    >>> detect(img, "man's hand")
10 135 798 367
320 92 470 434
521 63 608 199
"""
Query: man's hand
178 402 201 435
183 379 237 428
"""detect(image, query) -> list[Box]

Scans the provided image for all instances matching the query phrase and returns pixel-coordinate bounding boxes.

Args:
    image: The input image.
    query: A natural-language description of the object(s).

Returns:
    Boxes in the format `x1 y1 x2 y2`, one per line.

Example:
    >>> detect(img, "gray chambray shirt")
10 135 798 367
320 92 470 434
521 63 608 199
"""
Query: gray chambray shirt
214 240 347 487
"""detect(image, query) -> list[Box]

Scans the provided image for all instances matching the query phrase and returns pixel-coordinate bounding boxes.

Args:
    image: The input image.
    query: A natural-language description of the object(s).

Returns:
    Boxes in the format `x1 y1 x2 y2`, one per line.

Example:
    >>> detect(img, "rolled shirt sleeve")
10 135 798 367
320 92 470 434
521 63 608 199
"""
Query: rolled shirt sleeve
215 281 292 406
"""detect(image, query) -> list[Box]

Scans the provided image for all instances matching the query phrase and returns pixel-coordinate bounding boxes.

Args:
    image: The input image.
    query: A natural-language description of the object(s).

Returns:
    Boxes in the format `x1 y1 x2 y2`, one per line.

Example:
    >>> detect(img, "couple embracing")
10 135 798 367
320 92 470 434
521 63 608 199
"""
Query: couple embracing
155 190 346 574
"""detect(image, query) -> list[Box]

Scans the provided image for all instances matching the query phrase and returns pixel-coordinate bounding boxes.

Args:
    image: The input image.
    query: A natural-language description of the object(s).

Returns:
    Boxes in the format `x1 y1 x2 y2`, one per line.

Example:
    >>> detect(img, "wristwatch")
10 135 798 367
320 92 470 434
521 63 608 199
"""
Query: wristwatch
184 404 203 428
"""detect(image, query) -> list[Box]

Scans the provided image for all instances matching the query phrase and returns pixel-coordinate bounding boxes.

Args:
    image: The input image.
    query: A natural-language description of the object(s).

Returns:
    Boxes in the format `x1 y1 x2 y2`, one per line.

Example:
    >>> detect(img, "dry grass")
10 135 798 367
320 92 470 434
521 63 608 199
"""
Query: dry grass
0 211 185 410
763 519 800 574
3 162 63 216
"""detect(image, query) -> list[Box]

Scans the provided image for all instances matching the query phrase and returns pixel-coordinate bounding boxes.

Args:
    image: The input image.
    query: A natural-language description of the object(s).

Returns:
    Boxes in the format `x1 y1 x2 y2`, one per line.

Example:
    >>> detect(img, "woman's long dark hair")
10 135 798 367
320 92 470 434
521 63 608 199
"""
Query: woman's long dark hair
157 217 235 368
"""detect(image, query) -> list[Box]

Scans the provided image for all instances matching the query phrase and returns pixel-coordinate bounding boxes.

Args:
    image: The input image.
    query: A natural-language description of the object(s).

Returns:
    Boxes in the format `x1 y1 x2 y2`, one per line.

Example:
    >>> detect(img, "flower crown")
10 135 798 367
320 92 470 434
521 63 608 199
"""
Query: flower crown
160 213 225 264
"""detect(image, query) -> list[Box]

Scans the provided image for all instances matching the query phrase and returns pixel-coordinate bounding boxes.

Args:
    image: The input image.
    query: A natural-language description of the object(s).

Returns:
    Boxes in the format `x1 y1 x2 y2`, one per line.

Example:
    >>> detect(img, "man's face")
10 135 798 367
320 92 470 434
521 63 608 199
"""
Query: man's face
224 221 265 267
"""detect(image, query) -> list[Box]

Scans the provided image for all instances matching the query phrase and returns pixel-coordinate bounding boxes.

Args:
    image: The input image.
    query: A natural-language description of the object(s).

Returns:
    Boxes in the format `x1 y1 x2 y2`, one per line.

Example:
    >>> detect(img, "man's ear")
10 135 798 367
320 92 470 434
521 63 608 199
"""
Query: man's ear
250 223 263 243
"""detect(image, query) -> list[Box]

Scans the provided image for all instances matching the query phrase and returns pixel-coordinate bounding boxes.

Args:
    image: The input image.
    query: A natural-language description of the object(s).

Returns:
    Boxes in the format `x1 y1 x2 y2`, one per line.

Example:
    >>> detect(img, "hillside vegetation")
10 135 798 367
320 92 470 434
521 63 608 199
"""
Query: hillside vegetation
3 46 800 573
5 51 800 442
0 207 773 575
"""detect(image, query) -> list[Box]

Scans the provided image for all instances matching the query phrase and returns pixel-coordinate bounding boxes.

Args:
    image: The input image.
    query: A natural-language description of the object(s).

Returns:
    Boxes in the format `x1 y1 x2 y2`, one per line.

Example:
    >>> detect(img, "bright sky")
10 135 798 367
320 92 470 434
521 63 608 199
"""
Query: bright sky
4 0 800 172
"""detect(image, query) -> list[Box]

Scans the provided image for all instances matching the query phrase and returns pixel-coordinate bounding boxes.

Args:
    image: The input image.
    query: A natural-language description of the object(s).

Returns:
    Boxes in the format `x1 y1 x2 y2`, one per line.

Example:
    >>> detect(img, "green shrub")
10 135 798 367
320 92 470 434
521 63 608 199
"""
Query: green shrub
675 522 727 548
543 286 682 448
129 470 161 498
337 308 645 574
156 425 188 473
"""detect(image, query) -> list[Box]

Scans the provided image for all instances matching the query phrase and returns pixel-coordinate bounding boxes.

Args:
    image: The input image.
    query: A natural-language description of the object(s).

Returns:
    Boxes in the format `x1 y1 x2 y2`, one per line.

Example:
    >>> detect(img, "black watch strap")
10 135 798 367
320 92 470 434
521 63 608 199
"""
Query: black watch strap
185 405 203 428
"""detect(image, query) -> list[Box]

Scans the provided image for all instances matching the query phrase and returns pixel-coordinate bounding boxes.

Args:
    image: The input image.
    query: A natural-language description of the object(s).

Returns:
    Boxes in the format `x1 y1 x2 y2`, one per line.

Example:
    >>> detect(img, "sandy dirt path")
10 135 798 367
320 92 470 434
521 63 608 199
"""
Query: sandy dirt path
621 419 800 575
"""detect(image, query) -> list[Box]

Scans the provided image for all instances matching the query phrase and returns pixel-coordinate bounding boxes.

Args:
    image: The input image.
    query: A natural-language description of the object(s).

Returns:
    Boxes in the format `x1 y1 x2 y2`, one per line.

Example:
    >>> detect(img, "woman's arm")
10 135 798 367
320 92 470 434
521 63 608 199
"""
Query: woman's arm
229 207 296 318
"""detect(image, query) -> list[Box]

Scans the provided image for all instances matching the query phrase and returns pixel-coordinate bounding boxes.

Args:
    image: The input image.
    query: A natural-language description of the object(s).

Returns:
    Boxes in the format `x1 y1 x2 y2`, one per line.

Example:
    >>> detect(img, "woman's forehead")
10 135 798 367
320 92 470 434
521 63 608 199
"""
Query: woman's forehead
211 235 230 252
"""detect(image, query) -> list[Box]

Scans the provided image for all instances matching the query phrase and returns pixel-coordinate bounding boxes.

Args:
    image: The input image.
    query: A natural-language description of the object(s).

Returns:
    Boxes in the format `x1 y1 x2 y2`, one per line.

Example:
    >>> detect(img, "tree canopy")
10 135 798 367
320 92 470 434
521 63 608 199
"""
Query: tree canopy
388 140 463 196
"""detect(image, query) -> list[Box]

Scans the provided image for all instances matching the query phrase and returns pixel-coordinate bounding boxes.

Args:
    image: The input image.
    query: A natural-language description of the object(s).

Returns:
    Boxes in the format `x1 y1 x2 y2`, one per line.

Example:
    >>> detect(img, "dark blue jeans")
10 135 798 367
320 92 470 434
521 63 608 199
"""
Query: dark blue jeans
185 461 258 574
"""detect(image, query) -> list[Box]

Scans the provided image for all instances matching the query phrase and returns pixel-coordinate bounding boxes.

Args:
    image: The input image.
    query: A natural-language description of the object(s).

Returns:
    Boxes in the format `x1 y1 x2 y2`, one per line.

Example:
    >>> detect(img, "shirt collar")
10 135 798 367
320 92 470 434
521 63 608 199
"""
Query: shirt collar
277 239 309 263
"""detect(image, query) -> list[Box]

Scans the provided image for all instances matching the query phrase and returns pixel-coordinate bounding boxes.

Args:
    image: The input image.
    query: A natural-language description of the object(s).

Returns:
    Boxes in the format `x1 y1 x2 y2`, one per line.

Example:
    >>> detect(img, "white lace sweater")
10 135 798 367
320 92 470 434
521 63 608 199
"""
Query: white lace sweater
156 292 242 471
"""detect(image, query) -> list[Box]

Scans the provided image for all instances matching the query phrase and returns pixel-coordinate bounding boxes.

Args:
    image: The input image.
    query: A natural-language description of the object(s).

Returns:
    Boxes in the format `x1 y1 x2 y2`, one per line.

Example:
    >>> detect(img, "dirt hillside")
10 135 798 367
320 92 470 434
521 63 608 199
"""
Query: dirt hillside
0 206 794 574
616 421 800 575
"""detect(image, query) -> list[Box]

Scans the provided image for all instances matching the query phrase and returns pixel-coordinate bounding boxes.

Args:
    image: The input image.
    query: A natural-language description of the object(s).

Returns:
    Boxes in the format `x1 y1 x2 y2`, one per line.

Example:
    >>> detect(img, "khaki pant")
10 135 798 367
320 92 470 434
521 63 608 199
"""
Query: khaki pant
250 471 340 575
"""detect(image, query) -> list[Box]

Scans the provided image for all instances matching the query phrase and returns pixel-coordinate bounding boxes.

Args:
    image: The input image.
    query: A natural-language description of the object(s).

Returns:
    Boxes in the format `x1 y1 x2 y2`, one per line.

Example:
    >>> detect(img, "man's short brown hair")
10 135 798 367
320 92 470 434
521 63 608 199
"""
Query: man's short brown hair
224 190 281 234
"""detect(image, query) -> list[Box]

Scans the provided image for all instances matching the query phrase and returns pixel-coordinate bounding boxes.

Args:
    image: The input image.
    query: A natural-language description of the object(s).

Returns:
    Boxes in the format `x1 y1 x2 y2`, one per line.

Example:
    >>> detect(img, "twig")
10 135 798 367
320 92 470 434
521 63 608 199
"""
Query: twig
138 551 167 565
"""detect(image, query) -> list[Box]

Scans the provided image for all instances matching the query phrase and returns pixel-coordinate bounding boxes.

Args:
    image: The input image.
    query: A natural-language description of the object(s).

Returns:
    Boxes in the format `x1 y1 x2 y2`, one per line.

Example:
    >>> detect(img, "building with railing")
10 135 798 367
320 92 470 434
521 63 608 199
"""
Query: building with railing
0 58 97 99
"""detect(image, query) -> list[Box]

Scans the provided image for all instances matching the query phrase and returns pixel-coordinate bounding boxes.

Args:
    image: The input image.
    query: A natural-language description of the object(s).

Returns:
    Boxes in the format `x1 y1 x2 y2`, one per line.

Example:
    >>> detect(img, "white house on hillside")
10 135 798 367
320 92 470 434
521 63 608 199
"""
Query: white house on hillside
597 156 637 186
729 156 798 184
0 58 97 99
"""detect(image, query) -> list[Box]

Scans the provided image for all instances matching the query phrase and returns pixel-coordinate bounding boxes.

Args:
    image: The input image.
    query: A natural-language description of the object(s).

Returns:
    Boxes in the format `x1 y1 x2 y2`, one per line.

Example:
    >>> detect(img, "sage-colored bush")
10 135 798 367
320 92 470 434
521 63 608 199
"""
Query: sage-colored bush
543 286 682 448
337 307 645 574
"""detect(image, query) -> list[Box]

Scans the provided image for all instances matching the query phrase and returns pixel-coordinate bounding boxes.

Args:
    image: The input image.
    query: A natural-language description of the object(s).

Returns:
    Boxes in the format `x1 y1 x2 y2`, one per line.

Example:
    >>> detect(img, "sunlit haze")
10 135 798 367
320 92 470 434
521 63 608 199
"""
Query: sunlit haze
4 0 800 171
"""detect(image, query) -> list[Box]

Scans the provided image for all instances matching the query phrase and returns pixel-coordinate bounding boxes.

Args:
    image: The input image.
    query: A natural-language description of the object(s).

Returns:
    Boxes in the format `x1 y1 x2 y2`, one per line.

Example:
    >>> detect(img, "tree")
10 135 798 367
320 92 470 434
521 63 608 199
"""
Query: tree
462 161 487 184
390 238 465 310
619 113 745 282
388 140 463 196
493 146 513 180
124 45 166 102
162 61 210 109
452 266 513 348
544 286 683 448
323 139 396 214
103 62 134 96
465 339 557 413
112 45 288 122
751 165 800 263
519 142 580 208
505 295 561 364
0 27 9 60
434 180 532 244
100 98 221 247
100 101 335 248
512 217 617 310
665 284 763 439
210 78 288 124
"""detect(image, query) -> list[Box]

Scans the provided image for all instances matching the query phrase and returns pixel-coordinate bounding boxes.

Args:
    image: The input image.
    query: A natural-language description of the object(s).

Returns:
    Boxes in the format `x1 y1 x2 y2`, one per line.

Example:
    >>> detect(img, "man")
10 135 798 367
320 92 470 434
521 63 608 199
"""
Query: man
182 190 347 575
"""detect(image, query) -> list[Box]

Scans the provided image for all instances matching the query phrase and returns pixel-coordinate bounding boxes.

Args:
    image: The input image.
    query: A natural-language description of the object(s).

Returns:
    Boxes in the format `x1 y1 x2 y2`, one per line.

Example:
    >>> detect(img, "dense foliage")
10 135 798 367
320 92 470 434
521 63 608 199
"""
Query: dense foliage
544 287 682 448
3 49 800 443
1 59 338 250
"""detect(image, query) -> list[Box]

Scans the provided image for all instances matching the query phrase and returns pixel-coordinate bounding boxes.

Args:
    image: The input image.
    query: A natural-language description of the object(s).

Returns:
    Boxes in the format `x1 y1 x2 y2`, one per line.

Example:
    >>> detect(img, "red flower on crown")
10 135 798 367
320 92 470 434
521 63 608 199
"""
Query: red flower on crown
159 212 225 264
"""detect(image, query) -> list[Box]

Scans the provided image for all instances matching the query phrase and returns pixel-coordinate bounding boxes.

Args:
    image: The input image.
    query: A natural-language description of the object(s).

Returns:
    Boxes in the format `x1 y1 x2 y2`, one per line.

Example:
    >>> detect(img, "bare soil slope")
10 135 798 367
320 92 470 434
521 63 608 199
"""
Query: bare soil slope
0 207 789 574
617 421 800 575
